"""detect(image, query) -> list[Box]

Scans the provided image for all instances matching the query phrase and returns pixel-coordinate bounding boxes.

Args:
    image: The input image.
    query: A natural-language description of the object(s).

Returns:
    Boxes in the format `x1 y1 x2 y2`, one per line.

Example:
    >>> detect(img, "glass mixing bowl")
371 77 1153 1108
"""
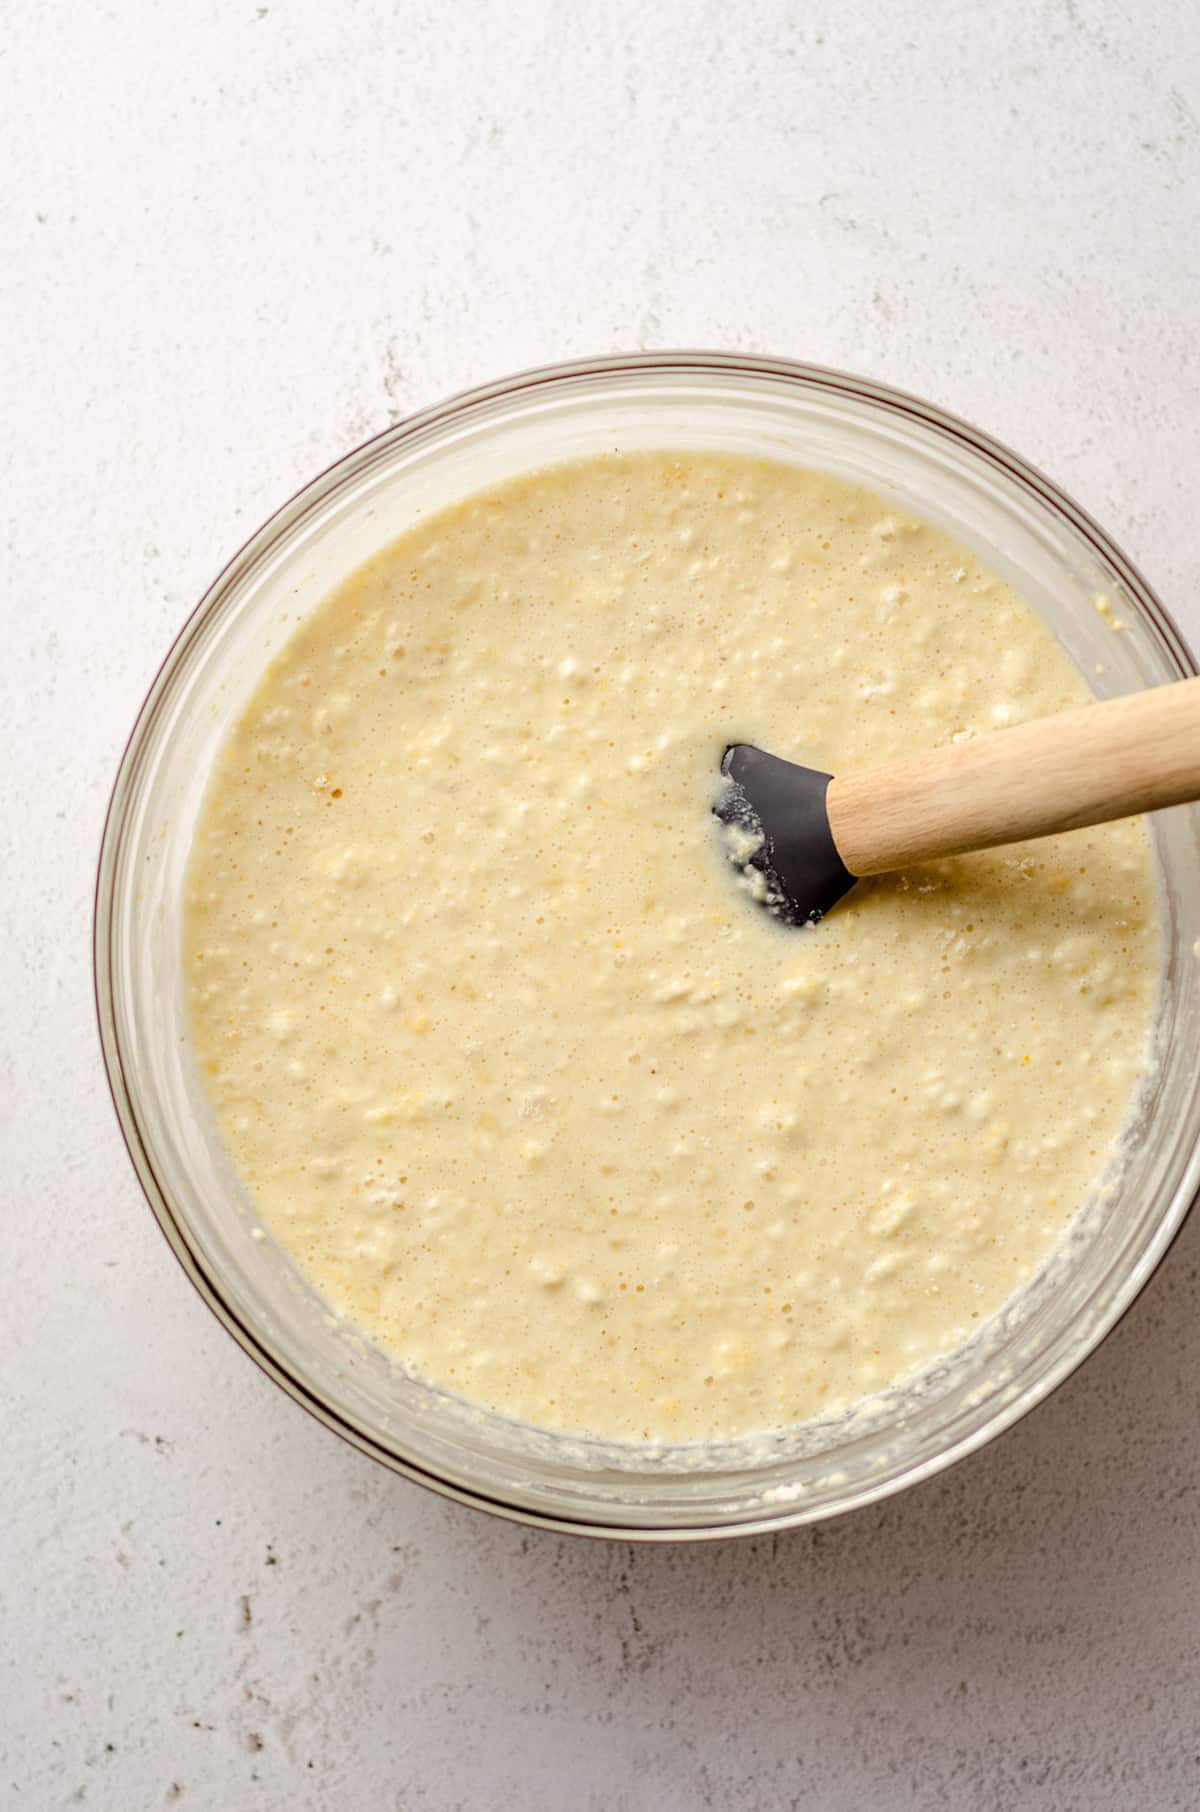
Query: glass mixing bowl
95 353 1200 1538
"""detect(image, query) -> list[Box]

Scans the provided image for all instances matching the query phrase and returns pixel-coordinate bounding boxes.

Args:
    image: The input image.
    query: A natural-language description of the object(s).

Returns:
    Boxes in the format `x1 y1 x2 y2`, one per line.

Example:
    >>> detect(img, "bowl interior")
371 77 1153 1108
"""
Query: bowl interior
97 357 1200 1534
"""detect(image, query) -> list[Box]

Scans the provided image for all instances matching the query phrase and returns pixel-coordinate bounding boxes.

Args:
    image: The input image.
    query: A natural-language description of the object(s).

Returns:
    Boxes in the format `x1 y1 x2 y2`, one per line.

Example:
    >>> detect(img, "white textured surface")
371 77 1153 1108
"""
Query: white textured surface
4 1 1200 1805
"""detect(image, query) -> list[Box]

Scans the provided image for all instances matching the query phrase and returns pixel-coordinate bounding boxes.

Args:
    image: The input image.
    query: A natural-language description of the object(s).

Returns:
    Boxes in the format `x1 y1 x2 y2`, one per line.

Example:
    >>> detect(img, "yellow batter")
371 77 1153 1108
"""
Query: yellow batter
185 453 1158 1442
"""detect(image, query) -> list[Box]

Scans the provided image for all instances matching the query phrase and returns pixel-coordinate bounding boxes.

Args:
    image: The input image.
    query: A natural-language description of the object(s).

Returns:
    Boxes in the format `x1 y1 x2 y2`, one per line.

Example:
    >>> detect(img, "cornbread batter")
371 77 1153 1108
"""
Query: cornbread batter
186 454 1158 1442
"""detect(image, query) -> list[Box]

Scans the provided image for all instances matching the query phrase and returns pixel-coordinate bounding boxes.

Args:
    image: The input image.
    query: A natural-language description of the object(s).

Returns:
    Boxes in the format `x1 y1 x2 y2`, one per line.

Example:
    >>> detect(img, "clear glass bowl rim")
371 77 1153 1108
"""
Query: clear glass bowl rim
94 349 1200 1541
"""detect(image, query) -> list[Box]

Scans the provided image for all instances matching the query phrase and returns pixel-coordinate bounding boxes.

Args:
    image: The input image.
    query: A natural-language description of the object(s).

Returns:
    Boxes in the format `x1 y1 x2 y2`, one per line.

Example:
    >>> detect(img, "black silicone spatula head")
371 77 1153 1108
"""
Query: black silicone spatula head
715 743 857 926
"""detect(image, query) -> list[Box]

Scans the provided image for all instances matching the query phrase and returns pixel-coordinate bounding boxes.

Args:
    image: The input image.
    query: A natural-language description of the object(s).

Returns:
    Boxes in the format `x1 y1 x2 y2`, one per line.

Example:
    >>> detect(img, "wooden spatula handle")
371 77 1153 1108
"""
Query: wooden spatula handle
826 675 1200 877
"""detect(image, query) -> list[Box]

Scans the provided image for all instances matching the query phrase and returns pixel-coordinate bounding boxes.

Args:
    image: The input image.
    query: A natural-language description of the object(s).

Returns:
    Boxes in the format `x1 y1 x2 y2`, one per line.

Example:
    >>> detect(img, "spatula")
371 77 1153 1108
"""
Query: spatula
717 674 1200 925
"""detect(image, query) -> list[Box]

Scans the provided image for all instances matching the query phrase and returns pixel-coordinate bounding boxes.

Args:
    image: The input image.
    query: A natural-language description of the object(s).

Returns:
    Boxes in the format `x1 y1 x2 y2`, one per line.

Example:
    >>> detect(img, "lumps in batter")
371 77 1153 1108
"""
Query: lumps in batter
185 454 1159 1442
